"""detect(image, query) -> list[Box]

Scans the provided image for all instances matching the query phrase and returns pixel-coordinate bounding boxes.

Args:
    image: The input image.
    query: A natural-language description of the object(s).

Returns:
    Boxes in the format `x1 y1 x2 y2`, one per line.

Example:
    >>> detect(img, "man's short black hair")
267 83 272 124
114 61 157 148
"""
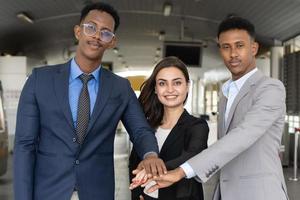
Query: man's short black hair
80 2 120 32
217 16 255 40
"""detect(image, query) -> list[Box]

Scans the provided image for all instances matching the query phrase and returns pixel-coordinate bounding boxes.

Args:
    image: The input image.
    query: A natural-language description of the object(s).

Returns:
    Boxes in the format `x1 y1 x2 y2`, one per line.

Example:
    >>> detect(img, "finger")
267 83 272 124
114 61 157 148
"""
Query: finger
141 173 148 184
131 173 147 187
129 182 139 190
150 162 158 178
144 162 152 178
162 161 167 174
156 161 164 177
135 169 146 181
137 162 144 170
141 179 154 187
139 195 144 200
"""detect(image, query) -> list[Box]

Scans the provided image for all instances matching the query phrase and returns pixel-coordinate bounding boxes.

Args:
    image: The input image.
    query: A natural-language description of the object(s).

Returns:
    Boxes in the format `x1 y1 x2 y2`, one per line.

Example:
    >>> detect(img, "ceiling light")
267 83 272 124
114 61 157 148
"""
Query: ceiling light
163 2 172 16
118 55 123 61
158 31 165 41
113 47 119 54
156 47 161 55
17 12 34 24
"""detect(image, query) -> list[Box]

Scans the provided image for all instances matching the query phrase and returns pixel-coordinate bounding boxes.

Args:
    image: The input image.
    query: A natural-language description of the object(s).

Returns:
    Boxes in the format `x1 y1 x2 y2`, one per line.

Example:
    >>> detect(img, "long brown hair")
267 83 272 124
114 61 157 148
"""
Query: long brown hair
138 56 190 128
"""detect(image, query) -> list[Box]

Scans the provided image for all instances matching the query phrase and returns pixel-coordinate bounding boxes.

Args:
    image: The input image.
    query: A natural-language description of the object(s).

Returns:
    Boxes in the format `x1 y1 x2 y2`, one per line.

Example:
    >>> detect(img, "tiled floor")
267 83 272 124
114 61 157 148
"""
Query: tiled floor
1 133 300 200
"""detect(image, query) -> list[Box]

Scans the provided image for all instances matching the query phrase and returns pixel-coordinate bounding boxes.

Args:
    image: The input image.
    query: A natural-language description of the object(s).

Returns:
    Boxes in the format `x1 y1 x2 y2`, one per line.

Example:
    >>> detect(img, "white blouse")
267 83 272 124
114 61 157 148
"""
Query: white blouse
143 127 172 198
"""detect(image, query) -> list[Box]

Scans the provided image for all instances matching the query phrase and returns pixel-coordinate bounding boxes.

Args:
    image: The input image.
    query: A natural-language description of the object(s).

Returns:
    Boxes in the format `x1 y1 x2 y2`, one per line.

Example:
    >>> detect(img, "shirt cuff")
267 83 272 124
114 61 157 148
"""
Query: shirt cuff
143 151 158 159
180 162 196 179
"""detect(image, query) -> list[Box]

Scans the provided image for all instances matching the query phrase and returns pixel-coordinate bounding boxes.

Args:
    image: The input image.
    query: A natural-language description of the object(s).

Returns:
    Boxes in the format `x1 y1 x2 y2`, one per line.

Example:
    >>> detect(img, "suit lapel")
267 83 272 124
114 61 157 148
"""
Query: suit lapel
218 92 227 138
54 62 74 130
159 110 189 156
224 70 264 133
87 68 113 132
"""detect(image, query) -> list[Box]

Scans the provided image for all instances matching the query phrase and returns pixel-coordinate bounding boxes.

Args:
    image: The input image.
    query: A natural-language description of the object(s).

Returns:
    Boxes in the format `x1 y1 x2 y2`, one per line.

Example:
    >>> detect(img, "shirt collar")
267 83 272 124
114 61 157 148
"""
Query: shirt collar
70 58 101 82
222 68 258 97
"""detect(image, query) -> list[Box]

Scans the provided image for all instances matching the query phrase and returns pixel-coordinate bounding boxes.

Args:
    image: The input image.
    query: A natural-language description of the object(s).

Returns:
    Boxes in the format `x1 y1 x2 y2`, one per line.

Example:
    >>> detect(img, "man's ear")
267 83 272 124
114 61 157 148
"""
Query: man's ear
74 25 81 40
252 41 259 56
107 36 117 49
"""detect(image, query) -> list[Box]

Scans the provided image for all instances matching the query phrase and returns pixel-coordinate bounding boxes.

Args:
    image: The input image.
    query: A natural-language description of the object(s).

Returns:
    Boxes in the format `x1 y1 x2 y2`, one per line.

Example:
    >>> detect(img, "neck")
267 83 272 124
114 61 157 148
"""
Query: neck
75 55 102 74
161 107 184 129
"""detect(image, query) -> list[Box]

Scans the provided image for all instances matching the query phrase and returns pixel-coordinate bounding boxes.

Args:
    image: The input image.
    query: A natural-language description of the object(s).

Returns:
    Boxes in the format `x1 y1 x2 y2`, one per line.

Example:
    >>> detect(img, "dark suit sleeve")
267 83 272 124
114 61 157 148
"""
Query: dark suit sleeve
165 120 209 170
14 69 40 200
121 80 159 159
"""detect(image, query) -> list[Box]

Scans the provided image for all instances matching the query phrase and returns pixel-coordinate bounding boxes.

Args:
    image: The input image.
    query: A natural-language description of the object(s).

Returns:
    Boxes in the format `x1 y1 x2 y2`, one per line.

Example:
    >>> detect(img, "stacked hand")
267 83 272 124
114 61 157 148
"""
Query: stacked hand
135 153 167 179
130 167 186 193
129 153 166 190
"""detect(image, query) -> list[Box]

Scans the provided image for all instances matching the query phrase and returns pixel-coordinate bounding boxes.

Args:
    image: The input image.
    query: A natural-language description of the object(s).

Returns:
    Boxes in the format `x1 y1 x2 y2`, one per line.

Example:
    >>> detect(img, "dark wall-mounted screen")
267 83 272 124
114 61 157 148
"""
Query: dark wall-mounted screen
164 42 202 67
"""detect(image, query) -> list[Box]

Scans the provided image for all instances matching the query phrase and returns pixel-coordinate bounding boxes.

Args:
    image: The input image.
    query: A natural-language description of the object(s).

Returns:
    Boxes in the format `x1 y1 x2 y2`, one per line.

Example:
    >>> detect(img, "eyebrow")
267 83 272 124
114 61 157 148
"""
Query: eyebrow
220 40 245 46
157 77 183 81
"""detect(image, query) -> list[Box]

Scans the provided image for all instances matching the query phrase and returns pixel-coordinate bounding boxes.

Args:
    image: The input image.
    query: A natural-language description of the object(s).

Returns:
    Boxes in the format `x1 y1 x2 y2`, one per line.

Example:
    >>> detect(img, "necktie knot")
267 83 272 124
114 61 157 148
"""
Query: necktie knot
79 74 93 84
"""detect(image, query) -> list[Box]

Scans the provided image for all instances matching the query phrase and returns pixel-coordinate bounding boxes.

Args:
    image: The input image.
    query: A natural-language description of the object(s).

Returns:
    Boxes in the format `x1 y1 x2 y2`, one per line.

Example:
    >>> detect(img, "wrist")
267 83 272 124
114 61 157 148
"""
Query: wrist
177 167 186 180
144 152 158 159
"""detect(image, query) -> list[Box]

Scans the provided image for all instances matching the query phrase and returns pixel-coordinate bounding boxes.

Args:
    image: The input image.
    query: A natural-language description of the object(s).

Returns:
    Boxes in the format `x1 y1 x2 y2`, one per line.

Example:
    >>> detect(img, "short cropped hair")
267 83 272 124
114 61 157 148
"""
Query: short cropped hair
217 16 255 40
80 2 120 31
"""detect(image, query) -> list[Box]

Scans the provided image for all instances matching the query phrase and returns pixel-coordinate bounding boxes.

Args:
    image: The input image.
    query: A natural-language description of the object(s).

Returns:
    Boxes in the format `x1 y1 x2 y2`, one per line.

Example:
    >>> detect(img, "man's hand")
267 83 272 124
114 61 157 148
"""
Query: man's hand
146 167 186 193
134 153 167 179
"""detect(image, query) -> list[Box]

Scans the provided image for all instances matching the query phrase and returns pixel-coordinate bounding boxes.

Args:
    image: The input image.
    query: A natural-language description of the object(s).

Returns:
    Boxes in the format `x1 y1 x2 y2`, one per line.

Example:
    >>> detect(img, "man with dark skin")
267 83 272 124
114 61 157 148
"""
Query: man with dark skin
14 2 165 200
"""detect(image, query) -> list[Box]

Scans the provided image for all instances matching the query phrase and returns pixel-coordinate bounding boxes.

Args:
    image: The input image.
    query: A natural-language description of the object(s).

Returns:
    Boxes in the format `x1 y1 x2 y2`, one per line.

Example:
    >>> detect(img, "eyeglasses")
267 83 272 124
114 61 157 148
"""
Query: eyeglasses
81 23 115 43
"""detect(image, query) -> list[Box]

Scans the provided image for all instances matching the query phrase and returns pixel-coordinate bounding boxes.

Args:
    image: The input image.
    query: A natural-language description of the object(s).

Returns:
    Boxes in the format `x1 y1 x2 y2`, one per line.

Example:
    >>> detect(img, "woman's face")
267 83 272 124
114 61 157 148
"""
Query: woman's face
155 66 189 109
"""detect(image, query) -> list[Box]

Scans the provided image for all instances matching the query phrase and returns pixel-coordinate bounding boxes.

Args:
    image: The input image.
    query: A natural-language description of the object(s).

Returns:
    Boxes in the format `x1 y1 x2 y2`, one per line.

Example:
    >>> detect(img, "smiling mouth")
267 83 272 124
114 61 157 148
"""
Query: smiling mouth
87 41 102 49
165 95 178 99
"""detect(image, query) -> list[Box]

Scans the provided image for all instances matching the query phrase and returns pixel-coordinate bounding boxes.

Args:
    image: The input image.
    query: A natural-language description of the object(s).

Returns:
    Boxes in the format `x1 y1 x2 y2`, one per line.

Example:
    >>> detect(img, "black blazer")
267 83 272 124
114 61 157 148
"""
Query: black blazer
129 110 209 200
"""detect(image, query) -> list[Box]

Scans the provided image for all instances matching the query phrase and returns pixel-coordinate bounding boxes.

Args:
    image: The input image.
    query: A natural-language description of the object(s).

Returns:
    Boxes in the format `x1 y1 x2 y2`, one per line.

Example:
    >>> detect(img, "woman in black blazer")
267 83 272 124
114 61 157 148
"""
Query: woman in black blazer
129 56 209 200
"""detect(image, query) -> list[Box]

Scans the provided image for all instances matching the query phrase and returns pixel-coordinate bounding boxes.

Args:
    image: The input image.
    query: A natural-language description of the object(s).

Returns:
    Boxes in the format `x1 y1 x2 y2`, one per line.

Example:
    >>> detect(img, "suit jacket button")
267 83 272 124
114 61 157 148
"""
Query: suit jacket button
73 138 77 143
75 160 80 165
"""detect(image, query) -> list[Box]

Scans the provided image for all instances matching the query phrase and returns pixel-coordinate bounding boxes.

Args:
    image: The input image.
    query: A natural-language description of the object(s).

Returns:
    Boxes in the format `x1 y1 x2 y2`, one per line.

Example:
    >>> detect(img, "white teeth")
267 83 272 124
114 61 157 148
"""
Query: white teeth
165 95 177 99
88 41 101 48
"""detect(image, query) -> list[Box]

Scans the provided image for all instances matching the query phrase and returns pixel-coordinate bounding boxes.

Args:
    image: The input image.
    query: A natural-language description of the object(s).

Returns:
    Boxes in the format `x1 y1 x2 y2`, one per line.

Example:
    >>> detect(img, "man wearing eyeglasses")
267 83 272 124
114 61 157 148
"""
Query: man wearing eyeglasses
14 2 166 200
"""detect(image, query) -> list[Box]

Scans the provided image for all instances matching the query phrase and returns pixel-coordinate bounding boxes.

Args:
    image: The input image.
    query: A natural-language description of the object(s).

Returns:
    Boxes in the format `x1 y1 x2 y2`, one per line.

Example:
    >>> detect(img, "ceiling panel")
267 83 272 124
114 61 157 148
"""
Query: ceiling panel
0 0 299 69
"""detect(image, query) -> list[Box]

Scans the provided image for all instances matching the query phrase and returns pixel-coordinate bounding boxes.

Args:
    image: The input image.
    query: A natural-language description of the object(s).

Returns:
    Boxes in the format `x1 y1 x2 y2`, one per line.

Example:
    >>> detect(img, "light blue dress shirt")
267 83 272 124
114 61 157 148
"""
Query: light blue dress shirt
69 58 101 128
181 68 258 179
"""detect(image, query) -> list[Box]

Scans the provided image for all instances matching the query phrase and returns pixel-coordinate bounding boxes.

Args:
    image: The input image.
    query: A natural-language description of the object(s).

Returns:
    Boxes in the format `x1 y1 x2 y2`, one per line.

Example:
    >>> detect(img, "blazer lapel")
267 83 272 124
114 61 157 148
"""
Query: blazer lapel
87 68 113 132
224 70 264 133
54 62 74 130
159 110 189 156
218 92 227 138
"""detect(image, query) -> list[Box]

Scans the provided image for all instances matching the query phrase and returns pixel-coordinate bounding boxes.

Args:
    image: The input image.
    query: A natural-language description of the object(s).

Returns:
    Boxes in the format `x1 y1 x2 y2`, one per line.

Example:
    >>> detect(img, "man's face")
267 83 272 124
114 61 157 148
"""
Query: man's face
74 10 116 62
218 29 258 80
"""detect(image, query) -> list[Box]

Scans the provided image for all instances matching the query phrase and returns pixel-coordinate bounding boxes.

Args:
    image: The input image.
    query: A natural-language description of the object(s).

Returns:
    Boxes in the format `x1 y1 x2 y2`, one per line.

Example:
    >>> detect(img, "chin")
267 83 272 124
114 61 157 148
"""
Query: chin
164 103 182 109
85 53 102 61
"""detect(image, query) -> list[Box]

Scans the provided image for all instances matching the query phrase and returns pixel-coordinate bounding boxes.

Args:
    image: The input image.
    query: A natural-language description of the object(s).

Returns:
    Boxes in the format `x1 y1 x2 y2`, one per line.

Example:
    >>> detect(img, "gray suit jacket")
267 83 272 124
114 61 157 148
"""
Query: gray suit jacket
187 70 289 200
